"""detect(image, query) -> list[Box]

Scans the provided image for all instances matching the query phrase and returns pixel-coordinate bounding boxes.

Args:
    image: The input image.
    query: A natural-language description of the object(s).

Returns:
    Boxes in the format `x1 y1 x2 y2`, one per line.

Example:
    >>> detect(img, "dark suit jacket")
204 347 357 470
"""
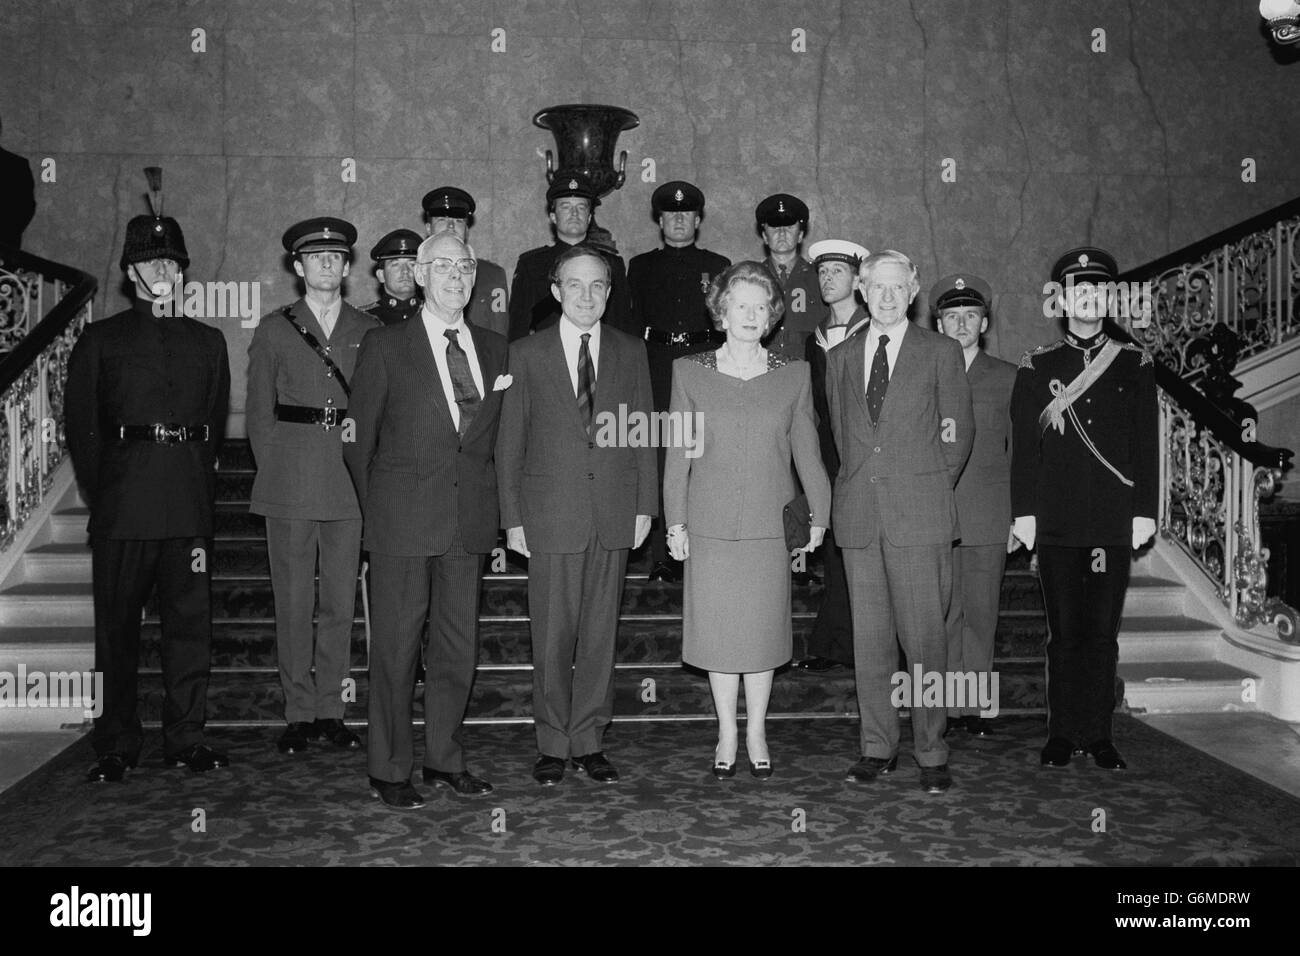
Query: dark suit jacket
246 298 378 521
0 146 36 248
343 315 508 557
826 322 974 548
496 321 658 553
955 350 1017 547
805 307 870 477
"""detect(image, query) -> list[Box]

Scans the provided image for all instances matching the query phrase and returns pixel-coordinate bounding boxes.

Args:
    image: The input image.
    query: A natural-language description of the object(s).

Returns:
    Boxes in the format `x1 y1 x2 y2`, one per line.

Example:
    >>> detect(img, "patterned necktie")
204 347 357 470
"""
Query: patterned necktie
443 329 480 438
778 264 789 284
577 332 595 433
866 334 890 425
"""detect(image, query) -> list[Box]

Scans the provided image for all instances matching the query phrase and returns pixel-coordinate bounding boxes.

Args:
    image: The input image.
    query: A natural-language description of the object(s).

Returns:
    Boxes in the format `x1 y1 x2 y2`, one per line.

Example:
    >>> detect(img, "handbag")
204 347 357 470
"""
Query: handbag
783 493 811 551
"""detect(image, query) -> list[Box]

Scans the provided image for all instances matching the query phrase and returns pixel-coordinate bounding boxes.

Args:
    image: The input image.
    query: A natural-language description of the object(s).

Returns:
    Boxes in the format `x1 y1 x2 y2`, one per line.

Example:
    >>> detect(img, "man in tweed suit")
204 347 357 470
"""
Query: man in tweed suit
826 250 973 794
247 218 377 757
497 244 657 786
344 232 509 810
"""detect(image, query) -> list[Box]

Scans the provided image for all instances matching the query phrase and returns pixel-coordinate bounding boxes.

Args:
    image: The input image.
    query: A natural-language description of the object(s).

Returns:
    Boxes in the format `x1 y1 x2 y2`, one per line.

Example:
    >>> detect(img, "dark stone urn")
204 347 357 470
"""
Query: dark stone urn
533 104 640 198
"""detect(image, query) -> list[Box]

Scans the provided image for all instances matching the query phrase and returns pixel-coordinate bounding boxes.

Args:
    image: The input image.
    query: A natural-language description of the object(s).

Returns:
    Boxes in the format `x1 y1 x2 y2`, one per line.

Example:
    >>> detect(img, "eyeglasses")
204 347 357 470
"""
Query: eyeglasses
420 257 477 275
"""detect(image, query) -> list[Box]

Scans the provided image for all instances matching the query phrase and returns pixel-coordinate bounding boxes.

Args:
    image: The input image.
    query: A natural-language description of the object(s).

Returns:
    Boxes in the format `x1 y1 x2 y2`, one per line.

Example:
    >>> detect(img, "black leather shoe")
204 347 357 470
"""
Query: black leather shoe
712 759 736 779
422 767 494 795
369 776 425 809
919 764 953 793
277 721 314 754
533 754 565 786
965 715 995 736
1085 740 1128 770
167 743 230 773
795 656 844 672
648 561 682 583
86 753 133 783
314 718 361 749
572 751 619 783
1040 737 1074 767
749 759 773 779
846 755 898 782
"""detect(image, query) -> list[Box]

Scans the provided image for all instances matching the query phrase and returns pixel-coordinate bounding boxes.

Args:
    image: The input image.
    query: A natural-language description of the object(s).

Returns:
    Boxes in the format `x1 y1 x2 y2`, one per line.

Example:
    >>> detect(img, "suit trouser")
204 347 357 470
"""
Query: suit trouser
843 532 951 767
528 534 628 758
91 536 212 759
1037 544 1130 745
945 543 1007 717
265 517 361 724
807 526 854 664
367 540 482 782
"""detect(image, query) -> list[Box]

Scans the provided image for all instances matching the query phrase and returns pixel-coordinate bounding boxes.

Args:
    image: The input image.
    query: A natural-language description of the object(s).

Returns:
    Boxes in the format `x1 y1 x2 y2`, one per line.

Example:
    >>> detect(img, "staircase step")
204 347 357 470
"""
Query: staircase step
1119 660 1260 714
0 627 97 732
1117 615 1222 663
0 581 93 626
21 543 92 584
47 508 90 546
1121 576 1188 618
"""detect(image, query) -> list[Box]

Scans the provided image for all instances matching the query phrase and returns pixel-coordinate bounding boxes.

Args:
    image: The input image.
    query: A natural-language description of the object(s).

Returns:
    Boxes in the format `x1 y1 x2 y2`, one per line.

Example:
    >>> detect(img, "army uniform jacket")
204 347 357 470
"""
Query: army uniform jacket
765 255 829 362
956 350 1017 547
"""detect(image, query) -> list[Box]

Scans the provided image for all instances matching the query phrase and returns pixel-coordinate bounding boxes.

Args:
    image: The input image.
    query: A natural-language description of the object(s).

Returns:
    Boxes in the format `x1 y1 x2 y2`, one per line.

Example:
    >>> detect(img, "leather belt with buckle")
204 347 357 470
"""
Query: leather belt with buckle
118 424 210 444
643 326 721 348
275 403 347 429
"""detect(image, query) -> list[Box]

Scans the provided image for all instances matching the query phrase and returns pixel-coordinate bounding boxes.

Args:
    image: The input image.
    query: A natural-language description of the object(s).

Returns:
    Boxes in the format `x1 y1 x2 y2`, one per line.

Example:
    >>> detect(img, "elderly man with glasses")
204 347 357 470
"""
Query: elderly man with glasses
344 231 510 810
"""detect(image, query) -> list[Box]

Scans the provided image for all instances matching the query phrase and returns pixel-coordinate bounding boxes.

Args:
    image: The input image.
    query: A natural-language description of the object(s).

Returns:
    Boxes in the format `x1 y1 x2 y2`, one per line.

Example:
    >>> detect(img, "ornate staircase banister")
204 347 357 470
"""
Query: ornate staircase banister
0 244 96 552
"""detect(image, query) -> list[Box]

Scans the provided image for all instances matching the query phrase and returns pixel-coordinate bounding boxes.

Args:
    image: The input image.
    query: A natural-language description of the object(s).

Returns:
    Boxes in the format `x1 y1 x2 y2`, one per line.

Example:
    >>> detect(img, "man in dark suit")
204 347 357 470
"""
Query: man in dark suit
359 228 423 326
422 186 511 339
65 184 230 781
627 180 729 583
1011 247 1158 771
344 232 508 810
755 193 828 362
497 243 657 786
826 250 973 794
246 217 377 756
506 174 633 341
798 239 871 672
0 114 36 248
932 273 1016 736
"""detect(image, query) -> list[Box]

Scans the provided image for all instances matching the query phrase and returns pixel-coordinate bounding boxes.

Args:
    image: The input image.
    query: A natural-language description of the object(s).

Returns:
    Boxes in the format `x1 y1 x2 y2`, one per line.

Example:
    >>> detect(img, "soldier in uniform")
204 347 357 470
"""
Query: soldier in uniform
755 193 828 362
66 171 231 781
1010 246 1158 770
422 186 511 340
246 217 379 755
360 228 422 326
506 173 632 341
933 273 1016 736
627 180 730 583
797 239 871 672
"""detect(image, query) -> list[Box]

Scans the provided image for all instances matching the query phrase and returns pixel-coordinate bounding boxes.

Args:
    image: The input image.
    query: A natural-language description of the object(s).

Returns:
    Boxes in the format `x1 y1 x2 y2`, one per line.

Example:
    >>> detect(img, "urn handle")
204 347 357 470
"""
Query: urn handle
544 149 556 184
614 150 628 190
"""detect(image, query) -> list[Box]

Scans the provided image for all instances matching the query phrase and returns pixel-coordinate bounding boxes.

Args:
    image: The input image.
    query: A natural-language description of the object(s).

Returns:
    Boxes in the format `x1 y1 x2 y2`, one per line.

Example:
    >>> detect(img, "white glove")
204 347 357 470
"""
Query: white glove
1012 516 1036 552
1132 517 1156 550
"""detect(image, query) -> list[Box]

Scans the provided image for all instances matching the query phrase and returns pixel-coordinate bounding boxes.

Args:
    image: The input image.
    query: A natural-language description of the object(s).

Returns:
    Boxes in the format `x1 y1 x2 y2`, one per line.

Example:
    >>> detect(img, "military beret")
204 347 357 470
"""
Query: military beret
930 273 993 315
651 180 704 216
1051 246 1118 286
121 215 189 271
808 239 870 269
546 172 600 207
369 228 422 262
755 193 809 228
421 186 476 220
282 217 357 256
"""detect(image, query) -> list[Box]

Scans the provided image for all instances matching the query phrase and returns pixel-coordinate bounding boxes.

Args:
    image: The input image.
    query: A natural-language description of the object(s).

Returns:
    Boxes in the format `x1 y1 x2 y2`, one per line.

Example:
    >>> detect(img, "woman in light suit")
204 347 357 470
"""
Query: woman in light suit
664 261 831 779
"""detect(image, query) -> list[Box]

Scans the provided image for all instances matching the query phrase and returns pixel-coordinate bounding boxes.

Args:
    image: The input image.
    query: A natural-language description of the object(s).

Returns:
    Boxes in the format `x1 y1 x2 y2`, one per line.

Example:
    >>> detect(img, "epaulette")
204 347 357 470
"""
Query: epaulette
1018 340 1064 370
1119 340 1154 366
357 301 378 313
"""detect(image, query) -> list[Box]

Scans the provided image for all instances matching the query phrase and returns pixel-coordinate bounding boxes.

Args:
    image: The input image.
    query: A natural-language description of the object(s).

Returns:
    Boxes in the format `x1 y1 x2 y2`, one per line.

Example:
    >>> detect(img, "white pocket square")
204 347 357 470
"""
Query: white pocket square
492 374 513 391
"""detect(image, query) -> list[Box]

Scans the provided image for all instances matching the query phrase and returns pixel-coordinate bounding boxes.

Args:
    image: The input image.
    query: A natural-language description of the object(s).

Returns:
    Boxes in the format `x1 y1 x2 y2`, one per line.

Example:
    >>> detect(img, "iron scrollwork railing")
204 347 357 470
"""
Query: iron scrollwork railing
0 246 96 553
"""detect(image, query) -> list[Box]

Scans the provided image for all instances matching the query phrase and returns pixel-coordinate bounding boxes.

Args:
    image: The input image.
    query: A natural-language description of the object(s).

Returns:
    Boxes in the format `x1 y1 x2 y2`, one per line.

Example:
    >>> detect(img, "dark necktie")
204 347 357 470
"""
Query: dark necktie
866 334 890 425
577 332 595 433
443 328 480 438
778 264 789 284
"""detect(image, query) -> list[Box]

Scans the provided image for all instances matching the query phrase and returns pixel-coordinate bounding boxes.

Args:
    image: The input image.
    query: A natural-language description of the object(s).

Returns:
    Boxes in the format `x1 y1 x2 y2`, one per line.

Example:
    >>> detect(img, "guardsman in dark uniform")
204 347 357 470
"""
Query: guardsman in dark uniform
422 186 511 340
246 217 379 755
627 180 730 582
756 193 828 362
506 173 633 341
360 228 422 326
933 273 1016 736
66 170 231 781
797 239 871 671
1010 246 1158 770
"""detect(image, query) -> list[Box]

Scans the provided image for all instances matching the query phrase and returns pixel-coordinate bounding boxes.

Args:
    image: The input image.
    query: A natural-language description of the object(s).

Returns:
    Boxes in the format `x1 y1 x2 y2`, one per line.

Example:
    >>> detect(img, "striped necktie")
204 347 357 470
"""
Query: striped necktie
443 329 480 438
577 332 595 432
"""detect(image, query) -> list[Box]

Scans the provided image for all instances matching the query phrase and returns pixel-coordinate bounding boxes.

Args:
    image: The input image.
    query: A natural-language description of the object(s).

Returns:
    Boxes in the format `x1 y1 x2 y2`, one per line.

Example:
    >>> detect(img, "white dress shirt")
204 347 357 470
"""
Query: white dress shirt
558 315 601 396
422 308 484 431
862 318 909 388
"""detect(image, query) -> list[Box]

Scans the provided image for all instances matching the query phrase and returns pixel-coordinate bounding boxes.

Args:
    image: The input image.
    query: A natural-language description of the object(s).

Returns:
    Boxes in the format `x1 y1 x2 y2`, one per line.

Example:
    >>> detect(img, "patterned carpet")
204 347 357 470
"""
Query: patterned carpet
1 715 1296 866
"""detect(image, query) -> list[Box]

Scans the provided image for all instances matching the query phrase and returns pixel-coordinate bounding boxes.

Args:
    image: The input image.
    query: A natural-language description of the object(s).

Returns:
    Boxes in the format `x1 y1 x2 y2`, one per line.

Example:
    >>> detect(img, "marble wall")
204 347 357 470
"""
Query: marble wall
5 0 1299 430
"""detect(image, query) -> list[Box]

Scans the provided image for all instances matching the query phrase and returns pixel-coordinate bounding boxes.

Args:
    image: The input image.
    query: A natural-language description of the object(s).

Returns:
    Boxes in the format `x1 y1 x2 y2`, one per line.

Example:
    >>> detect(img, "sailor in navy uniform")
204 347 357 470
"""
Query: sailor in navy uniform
421 186 511 339
1010 246 1158 771
360 229 423 326
755 193 828 362
627 181 730 582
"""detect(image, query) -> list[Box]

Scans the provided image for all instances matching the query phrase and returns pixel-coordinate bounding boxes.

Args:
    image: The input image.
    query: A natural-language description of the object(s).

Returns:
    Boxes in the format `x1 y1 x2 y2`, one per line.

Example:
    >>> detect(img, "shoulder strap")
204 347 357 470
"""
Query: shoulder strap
281 306 350 398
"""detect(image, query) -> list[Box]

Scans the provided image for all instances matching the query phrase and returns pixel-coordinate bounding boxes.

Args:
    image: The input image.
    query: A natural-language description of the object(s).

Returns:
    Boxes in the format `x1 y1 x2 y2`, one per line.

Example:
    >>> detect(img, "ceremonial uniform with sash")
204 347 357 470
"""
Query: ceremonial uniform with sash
1010 246 1158 768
